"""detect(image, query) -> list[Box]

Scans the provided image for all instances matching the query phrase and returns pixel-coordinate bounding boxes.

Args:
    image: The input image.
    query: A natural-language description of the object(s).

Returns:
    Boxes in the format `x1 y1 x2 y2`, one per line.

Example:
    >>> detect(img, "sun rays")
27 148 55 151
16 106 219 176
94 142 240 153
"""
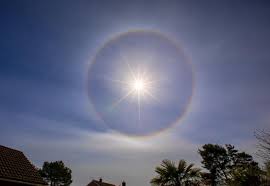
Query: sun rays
106 59 158 121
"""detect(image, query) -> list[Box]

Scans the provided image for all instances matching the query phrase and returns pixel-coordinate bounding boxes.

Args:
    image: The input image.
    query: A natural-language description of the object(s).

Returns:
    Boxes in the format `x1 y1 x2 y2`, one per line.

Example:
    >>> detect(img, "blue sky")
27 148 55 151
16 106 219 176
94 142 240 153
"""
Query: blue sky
1 1 270 186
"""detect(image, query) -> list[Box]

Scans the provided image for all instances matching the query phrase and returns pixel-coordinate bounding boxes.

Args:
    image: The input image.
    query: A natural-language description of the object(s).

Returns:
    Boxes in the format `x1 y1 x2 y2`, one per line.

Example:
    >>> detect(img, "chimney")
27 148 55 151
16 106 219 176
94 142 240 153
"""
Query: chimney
99 178 102 183
122 181 126 186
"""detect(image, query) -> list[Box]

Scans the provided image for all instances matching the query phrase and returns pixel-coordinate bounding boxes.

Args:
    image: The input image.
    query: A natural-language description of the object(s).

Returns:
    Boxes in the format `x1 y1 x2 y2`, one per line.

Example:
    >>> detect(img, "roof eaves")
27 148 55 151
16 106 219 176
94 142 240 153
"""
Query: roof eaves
0 177 48 186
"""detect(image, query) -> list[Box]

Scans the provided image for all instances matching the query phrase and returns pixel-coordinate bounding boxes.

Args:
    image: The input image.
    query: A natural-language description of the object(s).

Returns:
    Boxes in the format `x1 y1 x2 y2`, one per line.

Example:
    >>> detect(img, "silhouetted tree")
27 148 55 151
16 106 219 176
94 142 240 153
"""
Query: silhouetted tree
200 172 212 186
265 161 270 178
198 144 229 185
150 159 201 186
261 161 270 186
39 161 72 186
198 144 260 186
255 130 270 162
228 162 262 186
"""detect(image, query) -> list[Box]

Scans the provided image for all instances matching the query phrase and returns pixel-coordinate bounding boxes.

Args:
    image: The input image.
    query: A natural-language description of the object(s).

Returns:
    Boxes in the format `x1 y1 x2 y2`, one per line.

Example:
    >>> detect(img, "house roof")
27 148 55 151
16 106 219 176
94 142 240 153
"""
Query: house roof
0 145 47 185
87 180 116 186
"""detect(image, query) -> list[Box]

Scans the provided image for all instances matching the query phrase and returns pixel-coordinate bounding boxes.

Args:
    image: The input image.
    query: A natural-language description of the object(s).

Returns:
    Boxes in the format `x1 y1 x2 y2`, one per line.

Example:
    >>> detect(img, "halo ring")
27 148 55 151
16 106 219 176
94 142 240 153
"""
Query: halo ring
87 29 195 138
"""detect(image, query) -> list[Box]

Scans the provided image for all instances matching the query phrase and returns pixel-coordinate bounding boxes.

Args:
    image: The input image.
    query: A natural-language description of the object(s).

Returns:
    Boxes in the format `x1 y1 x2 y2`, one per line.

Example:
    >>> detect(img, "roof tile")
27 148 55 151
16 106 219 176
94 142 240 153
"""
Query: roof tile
0 145 47 185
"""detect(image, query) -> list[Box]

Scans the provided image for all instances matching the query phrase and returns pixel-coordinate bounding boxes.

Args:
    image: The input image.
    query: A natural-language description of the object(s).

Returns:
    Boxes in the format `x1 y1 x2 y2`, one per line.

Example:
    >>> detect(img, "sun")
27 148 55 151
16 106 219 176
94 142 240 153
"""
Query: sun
129 73 149 96
106 62 158 120
126 67 156 100
133 78 145 92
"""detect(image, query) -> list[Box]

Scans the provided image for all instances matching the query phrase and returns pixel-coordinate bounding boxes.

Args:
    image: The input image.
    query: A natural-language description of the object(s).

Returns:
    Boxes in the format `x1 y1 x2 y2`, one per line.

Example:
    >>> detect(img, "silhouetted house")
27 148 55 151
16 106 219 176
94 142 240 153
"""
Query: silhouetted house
87 178 126 186
0 145 47 186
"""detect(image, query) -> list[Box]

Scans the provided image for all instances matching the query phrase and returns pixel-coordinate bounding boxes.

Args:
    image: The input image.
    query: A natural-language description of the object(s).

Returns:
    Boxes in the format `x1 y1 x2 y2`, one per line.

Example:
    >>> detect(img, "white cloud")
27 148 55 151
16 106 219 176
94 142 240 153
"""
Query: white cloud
2 110 260 186
7 119 200 186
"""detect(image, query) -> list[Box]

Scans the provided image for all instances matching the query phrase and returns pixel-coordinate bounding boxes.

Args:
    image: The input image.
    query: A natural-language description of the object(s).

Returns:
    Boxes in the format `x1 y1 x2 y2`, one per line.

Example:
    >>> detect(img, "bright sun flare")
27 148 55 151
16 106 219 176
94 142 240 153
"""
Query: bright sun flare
106 60 158 121
132 78 146 92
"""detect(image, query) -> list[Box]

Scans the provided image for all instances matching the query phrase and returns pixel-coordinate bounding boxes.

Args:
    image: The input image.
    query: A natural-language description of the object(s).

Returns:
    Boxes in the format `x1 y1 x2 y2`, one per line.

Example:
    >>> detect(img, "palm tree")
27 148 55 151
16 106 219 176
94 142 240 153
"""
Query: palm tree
150 159 201 186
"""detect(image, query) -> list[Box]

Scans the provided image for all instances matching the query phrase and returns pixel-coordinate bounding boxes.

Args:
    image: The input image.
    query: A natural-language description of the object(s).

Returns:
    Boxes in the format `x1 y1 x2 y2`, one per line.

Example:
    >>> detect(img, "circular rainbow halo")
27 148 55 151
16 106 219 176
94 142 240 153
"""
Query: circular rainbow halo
87 30 194 137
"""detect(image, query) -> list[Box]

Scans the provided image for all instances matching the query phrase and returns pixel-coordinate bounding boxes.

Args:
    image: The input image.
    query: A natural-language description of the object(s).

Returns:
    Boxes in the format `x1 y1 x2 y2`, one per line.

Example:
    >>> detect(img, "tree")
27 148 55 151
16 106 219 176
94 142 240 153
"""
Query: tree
255 130 270 185
265 161 270 178
198 144 229 185
228 162 262 186
150 159 201 186
39 161 72 186
200 172 212 186
255 130 270 162
261 161 270 186
198 144 260 186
